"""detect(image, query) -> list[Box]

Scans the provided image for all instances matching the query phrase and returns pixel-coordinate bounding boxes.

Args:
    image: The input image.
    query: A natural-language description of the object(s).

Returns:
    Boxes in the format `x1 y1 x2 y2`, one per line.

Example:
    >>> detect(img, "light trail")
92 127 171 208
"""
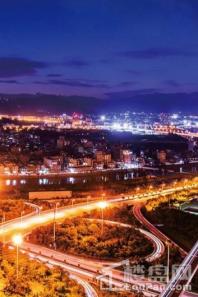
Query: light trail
1 180 198 296
70 275 98 297
160 240 198 297
133 204 187 256
17 241 163 296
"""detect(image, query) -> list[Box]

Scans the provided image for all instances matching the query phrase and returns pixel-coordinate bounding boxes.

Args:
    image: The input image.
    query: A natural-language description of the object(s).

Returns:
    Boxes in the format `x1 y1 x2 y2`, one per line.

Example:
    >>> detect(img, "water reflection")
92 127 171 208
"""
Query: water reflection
20 179 26 184
5 179 11 186
68 177 75 184
5 179 17 186
39 178 49 185
3 171 137 189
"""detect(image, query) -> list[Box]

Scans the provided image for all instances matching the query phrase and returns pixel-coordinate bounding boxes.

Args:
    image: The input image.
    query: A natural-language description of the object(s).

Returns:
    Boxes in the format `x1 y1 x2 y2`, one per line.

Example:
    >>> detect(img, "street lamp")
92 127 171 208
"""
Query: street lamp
97 201 108 209
97 201 108 235
166 241 170 284
173 180 177 187
161 183 166 189
136 187 140 193
12 234 23 279
149 185 153 191
53 202 59 250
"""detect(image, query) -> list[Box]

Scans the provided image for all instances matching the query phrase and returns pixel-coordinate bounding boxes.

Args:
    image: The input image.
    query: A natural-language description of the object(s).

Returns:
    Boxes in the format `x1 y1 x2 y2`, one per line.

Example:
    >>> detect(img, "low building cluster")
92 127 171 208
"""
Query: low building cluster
0 113 197 176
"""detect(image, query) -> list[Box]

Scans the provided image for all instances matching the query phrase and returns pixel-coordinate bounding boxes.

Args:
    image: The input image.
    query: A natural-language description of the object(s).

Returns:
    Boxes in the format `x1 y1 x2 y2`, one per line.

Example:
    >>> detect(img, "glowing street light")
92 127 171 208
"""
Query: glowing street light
173 180 177 185
12 234 23 246
97 201 108 235
161 183 166 191
97 201 108 209
12 234 23 279
136 187 140 192
53 202 59 250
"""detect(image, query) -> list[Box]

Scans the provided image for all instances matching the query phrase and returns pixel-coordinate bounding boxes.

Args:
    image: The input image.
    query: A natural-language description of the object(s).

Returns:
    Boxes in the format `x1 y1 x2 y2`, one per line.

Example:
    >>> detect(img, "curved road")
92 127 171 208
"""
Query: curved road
1 181 198 238
133 204 187 256
2 181 198 296
70 275 98 297
17 241 164 296
160 240 198 297
133 205 198 297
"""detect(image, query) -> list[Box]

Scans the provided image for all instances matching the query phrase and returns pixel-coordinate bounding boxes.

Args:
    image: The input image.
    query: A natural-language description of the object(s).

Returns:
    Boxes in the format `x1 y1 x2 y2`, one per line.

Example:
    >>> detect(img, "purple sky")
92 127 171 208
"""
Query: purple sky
0 0 198 102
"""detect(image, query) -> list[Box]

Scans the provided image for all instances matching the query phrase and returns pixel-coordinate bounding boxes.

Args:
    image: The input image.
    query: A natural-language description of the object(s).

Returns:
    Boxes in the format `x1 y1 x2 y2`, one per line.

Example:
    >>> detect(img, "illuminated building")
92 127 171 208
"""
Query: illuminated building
96 151 104 163
44 156 62 172
120 149 132 164
95 151 112 165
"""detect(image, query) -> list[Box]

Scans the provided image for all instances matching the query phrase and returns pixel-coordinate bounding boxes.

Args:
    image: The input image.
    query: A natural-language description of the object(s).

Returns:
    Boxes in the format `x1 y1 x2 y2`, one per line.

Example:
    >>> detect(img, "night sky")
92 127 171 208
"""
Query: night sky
0 0 198 104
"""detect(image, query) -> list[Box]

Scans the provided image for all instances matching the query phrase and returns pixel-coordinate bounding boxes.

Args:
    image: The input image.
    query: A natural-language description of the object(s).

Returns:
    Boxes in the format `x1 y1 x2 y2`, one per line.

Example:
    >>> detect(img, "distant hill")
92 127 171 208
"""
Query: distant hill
0 92 197 114
0 93 102 114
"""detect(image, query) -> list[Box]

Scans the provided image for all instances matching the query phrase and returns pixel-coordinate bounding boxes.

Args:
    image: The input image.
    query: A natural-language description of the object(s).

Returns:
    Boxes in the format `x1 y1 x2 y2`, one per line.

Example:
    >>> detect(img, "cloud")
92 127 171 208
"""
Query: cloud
0 79 20 84
50 79 93 87
0 57 47 78
105 88 160 99
47 73 62 77
126 70 142 75
34 78 109 89
119 48 198 59
64 58 90 68
117 81 138 87
164 80 181 87
99 58 114 64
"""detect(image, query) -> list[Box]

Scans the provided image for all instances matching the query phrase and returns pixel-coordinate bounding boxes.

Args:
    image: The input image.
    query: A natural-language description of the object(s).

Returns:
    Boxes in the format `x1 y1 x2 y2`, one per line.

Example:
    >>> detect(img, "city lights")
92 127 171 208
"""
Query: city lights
100 115 106 121
0 1 198 296
12 234 23 246
97 201 108 209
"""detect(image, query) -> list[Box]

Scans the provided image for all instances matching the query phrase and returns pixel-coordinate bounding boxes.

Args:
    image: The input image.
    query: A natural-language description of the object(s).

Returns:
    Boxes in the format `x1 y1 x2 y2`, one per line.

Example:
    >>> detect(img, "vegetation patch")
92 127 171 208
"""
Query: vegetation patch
0 200 32 221
28 217 152 261
0 245 85 297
